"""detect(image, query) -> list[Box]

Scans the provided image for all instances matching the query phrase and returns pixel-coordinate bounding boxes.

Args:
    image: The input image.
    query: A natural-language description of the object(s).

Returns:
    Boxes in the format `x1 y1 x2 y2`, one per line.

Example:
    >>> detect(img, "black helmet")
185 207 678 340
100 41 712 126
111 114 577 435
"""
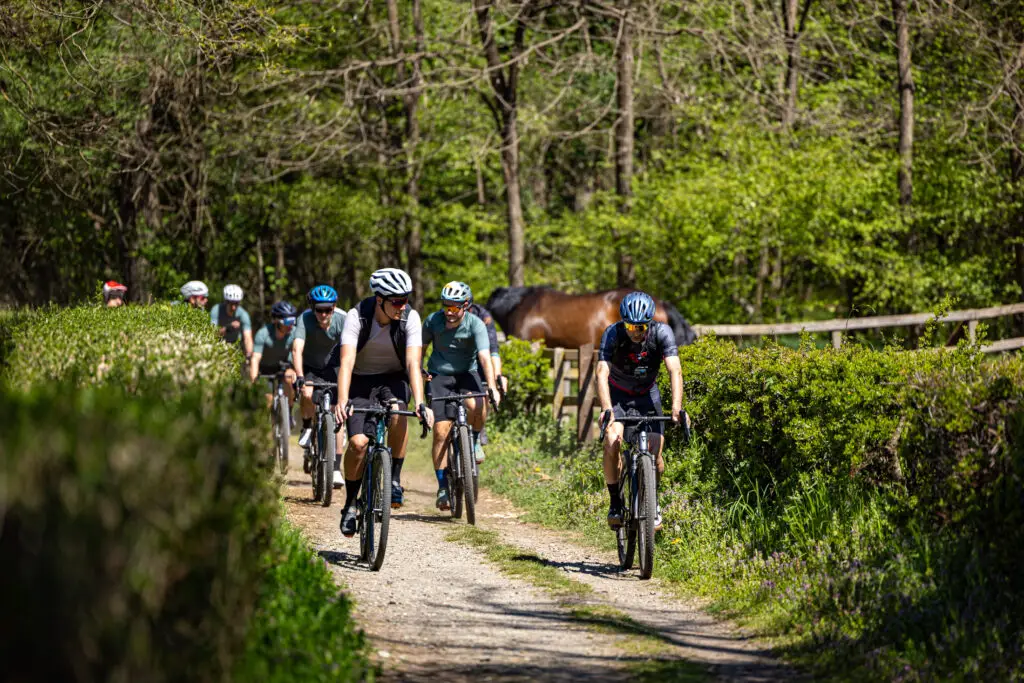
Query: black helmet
271 300 298 319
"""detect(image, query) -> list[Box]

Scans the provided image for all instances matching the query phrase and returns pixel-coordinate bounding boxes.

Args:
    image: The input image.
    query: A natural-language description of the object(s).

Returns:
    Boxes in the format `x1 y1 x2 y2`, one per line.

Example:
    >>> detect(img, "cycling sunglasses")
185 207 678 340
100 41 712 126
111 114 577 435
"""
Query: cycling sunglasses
442 300 466 314
314 305 334 314
276 316 297 326
624 322 649 333
386 297 409 307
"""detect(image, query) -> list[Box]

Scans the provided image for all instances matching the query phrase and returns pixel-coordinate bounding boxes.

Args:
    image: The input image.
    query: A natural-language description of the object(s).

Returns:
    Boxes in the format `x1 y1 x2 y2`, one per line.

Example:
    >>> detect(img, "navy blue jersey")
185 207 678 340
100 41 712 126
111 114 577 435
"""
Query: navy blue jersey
598 321 678 394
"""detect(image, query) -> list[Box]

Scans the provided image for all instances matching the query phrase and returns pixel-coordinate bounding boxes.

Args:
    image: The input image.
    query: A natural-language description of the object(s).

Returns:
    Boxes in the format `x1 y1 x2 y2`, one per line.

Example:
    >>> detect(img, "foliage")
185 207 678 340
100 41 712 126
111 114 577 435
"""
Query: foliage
0 308 38 374
236 522 373 683
0 381 278 683
485 339 1024 681
5 304 240 392
491 337 550 420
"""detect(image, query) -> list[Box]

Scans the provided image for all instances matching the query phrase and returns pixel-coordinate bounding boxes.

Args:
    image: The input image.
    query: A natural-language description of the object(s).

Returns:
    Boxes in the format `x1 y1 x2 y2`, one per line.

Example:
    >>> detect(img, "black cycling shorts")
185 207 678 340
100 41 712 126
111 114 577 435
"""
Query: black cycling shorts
345 372 411 439
428 372 484 422
610 384 664 436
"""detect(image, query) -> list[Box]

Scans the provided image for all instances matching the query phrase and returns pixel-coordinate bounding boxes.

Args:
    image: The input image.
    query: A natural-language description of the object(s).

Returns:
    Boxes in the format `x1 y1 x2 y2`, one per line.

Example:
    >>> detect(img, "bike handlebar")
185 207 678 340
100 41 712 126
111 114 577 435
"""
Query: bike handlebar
433 390 496 408
348 404 430 439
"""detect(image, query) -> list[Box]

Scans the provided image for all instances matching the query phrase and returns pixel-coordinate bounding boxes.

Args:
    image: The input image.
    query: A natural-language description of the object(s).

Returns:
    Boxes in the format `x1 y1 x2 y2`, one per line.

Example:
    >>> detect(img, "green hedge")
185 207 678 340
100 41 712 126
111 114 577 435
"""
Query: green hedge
0 303 372 681
5 304 238 391
0 382 277 682
493 337 550 419
0 308 38 375
485 337 1024 680
237 522 373 682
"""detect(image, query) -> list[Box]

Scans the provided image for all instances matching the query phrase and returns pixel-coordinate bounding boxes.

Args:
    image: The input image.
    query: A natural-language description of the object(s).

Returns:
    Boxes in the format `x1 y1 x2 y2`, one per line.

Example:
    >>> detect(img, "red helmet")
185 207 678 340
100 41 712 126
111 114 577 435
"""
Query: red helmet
103 280 127 301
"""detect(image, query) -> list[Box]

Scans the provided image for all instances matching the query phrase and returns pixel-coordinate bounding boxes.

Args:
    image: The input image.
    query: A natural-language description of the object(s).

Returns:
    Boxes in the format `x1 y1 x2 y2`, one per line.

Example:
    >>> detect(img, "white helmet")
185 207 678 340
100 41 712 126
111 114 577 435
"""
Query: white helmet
223 284 244 302
369 268 413 297
180 280 209 299
441 281 472 303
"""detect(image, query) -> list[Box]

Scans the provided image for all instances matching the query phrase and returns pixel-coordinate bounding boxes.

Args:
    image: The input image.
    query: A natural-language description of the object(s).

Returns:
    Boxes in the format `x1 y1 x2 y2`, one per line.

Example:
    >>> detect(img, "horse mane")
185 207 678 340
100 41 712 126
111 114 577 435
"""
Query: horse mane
485 286 552 329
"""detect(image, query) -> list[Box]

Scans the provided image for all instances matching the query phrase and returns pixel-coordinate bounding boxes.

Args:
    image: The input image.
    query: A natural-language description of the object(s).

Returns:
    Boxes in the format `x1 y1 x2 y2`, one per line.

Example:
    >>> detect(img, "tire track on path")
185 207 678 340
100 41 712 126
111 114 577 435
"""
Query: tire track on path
281 438 798 682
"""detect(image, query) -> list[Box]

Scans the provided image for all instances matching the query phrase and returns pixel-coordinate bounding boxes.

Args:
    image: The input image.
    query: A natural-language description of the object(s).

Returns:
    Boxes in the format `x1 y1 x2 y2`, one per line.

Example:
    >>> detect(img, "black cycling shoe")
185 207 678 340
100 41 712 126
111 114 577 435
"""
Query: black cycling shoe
391 481 404 509
340 506 358 538
607 503 624 529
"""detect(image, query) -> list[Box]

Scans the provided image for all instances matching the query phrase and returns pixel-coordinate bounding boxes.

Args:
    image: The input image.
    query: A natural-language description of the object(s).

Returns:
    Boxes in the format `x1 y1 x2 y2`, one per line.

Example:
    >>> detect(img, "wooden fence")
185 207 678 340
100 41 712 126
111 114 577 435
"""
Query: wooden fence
530 302 1024 443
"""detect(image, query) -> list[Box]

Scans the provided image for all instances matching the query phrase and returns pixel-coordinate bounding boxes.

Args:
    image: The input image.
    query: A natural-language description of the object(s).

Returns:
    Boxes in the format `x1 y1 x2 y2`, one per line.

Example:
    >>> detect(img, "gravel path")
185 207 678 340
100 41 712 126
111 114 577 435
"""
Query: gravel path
282 438 799 682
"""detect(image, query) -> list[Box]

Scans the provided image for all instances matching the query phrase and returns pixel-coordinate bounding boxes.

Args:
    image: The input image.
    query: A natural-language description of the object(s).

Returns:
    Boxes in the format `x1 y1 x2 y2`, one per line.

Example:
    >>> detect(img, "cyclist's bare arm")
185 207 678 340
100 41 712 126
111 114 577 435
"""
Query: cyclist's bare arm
335 344 357 417
291 338 306 378
249 351 263 382
478 349 498 401
596 360 614 422
242 329 254 357
664 356 684 423
406 345 434 427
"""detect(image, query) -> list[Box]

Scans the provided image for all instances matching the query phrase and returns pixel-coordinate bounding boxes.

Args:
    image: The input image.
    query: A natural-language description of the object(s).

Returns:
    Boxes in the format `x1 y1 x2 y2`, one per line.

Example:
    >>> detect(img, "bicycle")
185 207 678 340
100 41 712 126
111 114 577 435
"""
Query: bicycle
433 390 492 526
258 361 293 475
306 377 339 508
348 390 428 571
602 410 674 580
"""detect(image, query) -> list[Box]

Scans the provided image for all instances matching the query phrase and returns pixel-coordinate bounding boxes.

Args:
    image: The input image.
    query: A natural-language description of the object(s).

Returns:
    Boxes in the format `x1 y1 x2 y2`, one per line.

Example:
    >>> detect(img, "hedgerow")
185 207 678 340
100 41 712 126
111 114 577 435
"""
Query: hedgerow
0 304 371 681
485 337 1024 681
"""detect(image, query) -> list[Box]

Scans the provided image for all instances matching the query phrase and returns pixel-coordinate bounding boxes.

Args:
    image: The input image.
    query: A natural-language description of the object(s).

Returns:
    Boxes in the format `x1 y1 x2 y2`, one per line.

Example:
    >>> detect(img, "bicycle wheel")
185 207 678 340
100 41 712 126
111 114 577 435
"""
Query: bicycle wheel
276 395 290 475
361 446 392 570
311 434 323 502
636 453 658 579
616 477 636 570
446 436 462 520
320 412 336 508
458 425 476 525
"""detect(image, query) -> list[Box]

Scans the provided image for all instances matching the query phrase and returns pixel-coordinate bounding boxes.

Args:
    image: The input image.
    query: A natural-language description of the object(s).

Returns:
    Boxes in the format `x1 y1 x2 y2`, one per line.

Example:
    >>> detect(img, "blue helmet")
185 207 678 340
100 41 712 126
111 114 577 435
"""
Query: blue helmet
271 300 297 319
619 291 655 325
308 285 338 305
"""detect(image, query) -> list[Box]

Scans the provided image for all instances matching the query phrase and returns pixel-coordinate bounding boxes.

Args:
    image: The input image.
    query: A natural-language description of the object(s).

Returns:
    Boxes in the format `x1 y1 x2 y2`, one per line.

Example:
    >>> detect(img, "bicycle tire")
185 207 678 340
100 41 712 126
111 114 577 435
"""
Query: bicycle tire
320 412 336 508
637 453 658 579
616 477 636 570
361 446 392 570
447 436 462 520
276 395 290 475
311 435 323 502
458 425 476 525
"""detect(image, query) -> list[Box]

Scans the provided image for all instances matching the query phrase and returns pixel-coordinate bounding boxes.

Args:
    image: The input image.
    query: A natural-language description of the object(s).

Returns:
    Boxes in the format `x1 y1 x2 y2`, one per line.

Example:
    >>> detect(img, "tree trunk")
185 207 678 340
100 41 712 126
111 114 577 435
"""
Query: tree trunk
500 115 527 287
473 0 528 288
614 0 637 289
275 235 285 299
781 0 799 129
893 0 914 206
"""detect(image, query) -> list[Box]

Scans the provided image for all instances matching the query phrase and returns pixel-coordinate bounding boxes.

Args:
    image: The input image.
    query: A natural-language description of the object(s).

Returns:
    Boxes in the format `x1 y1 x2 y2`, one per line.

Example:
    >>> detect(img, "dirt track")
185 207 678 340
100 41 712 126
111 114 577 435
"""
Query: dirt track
282 438 798 682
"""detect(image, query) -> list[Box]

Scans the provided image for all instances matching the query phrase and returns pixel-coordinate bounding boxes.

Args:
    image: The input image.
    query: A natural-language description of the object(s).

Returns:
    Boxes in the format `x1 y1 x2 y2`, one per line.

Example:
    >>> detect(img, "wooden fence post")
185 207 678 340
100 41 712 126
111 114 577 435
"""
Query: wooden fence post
551 347 566 420
577 343 595 442
968 319 978 343
831 330 843 349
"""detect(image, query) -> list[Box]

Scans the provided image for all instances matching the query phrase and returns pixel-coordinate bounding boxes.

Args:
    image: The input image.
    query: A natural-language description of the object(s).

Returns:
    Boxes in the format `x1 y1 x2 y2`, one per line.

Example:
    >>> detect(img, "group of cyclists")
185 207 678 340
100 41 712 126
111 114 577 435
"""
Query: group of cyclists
114 269 687 543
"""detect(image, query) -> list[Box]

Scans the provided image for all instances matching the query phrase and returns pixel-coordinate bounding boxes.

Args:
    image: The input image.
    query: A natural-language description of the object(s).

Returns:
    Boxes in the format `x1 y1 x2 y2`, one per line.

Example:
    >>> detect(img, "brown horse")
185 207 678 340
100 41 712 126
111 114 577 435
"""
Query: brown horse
485 287 697 349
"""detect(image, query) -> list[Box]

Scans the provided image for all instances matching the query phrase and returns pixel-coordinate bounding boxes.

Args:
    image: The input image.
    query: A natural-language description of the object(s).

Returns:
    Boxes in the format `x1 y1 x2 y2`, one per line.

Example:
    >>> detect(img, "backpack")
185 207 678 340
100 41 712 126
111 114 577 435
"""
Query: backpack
326 297 409 371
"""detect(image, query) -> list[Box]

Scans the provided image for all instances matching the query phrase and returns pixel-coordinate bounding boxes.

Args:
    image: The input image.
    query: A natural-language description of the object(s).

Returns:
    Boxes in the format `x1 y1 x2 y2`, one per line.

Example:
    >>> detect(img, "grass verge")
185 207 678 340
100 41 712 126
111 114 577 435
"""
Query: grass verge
445 526 707 682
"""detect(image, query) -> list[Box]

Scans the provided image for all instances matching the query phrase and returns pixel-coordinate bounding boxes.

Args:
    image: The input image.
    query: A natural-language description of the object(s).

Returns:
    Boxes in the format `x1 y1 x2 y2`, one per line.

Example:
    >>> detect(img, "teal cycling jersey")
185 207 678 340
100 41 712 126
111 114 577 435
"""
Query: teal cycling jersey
294 308 346 369
422 311 490 376
253 324 293 371
210 303 252 344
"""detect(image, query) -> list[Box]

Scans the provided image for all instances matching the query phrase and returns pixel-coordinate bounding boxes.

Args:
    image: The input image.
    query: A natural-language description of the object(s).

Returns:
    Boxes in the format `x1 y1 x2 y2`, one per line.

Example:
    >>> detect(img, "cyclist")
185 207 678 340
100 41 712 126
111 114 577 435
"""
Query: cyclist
210 284 254 360
422 281 502 510
180 280 209 309
103 281 127 308
250 300 299 409
291 285 347 485
466 294 507 461
333 267 434 537
596 291 686 533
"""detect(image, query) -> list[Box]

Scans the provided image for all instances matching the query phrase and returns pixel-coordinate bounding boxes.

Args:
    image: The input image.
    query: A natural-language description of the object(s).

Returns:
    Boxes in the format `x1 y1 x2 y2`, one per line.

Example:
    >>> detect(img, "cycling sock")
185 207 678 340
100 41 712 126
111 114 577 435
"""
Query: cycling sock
607 484 621 507
391 457 405 482
472 430 481 446
436 469 447 489
343 479 361 509
302 418 312 430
